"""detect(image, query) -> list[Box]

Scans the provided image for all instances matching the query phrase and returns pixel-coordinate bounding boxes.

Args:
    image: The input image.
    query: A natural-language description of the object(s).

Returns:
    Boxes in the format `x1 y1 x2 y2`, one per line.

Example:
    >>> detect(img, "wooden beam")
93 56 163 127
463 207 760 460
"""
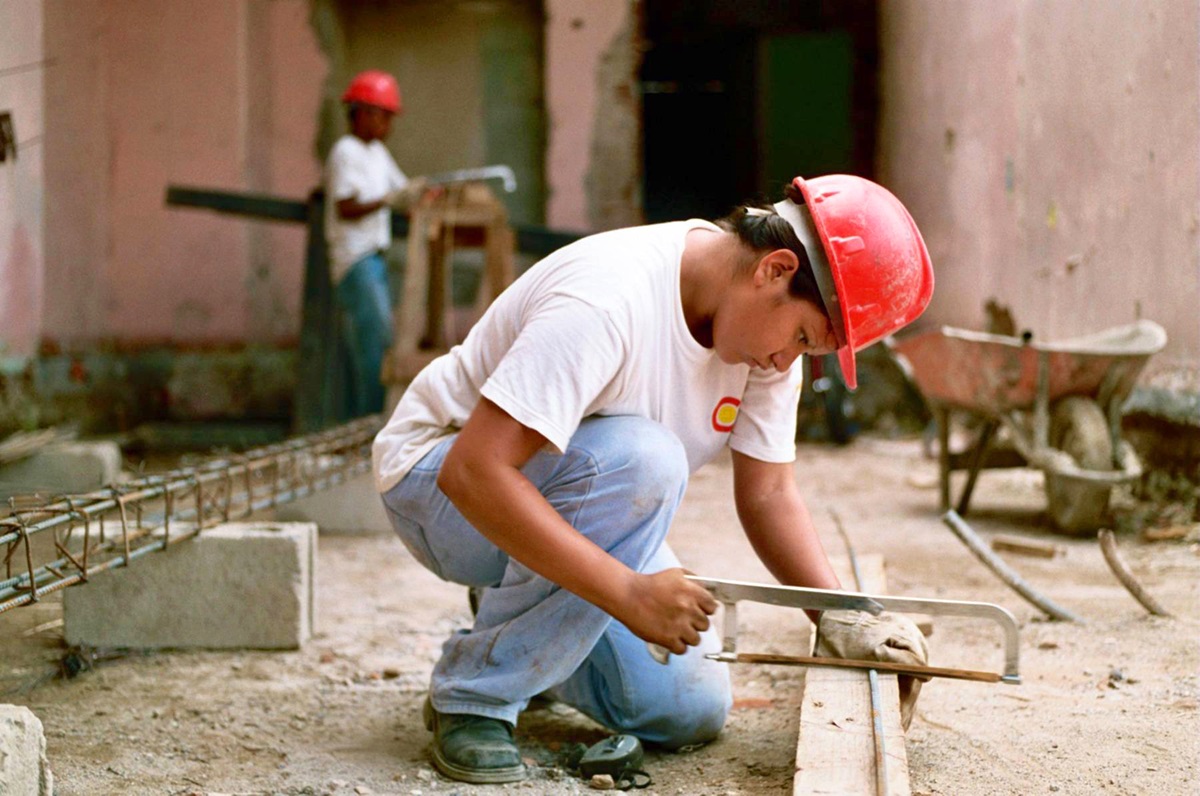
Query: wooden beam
794 553 912 795
164 185 310 223
990 534 1062 559
164 184 584 256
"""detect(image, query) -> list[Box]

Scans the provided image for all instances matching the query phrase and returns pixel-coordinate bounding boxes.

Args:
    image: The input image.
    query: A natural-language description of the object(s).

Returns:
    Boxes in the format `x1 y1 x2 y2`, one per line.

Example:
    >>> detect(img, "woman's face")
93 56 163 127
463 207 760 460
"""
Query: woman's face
713 255 839 372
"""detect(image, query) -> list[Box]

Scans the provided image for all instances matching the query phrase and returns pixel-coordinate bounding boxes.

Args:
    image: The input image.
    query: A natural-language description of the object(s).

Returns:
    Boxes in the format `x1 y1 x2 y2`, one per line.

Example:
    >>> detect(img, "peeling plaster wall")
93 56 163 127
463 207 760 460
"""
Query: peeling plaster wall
879 0 1200 361
42 0 325 348
0 0 46 357
545 0 641 231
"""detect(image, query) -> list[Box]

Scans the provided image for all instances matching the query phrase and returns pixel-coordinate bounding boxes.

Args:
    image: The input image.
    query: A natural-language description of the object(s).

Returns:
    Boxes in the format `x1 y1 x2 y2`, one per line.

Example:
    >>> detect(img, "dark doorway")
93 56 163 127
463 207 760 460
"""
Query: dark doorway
640 1 878 223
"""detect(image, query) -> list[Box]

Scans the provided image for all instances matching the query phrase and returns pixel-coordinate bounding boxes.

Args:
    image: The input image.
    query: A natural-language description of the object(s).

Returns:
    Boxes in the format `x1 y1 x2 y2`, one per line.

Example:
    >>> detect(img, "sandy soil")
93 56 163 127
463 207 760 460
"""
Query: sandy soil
2 436 1198 795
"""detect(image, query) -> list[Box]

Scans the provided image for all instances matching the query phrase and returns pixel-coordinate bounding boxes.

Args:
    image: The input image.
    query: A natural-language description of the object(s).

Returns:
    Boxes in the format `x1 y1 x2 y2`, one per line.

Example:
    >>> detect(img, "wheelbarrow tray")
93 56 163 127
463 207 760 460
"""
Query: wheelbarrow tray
891 320 1167 416
891 321 1167 532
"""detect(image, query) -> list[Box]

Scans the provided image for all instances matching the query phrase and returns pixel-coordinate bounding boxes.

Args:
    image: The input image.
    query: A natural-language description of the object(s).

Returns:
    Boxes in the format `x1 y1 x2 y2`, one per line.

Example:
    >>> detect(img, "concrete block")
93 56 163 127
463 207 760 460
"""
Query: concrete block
64 522 316 650
0 441 122 500
273 471 392 535
0 705 53 796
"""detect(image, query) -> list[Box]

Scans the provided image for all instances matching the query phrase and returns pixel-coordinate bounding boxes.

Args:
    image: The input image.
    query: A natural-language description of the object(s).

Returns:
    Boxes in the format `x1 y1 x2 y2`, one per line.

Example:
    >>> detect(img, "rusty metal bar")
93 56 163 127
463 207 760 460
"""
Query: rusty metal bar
868 668 890 796
943 509 1083 624
0 415 383 612
1097 529 1173 617
832 508 890 796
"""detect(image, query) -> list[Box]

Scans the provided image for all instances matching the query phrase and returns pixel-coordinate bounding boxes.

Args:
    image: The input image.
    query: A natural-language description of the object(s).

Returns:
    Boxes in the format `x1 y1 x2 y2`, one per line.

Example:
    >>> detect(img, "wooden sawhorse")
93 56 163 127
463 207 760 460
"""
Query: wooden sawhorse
382 183 516 400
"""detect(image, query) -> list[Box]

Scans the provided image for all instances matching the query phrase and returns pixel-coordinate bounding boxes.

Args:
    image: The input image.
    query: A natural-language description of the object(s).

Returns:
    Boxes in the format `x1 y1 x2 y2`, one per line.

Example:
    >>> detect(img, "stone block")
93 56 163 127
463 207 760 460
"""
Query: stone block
0 441 123 501
0 705 53 796
273 471 392 535
64 522 316 650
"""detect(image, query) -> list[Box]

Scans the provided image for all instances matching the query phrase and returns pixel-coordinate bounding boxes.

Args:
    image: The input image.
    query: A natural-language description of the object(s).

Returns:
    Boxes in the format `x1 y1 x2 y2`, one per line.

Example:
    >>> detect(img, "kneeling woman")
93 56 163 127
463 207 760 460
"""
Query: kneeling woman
372 174 934 783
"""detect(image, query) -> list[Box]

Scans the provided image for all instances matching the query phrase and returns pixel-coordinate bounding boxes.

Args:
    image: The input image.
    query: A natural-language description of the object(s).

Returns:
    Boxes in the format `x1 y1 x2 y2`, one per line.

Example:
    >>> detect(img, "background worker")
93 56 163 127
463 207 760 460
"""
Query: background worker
373 175 934 783
324 69 426 417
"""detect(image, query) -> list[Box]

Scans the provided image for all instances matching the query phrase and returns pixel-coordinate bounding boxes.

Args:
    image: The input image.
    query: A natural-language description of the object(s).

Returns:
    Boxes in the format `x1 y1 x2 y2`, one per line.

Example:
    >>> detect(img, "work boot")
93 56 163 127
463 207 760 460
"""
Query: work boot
423 696 526 784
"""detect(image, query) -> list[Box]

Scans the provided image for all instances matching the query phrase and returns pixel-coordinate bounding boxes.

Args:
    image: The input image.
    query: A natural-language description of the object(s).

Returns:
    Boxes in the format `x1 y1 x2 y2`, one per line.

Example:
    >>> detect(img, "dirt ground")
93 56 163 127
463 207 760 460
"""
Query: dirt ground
2 435 1198 795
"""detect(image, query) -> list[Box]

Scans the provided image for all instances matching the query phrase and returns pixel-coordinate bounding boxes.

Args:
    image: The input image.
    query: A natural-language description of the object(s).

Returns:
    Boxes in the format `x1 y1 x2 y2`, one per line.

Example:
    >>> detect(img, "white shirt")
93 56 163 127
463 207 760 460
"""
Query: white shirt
372 220 806 493
323 135 408 283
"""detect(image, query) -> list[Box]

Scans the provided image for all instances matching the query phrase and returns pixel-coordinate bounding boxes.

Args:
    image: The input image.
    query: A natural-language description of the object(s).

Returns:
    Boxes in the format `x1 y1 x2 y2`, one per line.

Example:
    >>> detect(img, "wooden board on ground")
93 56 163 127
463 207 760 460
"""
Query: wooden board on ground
794 553 912 795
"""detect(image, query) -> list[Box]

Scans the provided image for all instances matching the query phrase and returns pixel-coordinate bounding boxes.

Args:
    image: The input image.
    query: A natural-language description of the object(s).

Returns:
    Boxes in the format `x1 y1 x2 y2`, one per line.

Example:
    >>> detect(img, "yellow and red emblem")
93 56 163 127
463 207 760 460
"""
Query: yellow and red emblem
711 397 741 432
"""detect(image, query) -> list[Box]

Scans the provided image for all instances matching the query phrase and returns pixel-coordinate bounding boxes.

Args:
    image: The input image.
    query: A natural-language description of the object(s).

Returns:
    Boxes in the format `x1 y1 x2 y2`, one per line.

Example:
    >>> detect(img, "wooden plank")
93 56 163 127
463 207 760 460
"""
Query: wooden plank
164 185 309 223
165 184 416 237
164 184 583 256
794 553 911 796
990 534 1062 559
513 224 583 257
294 192 341 432
395 204 433 357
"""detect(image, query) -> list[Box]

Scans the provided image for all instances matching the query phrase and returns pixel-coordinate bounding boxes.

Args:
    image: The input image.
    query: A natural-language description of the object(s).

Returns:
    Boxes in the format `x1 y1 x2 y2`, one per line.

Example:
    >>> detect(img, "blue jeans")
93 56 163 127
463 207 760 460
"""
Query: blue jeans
336 253 392 416
381 415 731 748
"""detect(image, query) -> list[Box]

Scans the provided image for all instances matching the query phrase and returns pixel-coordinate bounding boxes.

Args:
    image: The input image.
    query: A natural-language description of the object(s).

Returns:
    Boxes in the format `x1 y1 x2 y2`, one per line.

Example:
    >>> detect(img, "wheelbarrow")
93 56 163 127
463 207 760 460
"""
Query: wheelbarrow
890 320 1168 534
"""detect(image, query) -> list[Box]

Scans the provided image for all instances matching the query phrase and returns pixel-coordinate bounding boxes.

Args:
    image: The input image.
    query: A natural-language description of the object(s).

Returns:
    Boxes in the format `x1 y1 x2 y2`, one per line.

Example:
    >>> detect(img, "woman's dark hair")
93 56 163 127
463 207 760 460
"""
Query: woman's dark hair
714 182 828 314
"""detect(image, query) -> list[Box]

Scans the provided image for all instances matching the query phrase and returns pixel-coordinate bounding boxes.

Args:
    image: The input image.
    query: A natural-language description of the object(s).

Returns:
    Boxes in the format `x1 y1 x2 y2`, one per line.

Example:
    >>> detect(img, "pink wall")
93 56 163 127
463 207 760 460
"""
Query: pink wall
879 0 1199 361
0 0 45 357
28 1 1198 365
42 0 325 348
544 0 638 231
32 0 632 349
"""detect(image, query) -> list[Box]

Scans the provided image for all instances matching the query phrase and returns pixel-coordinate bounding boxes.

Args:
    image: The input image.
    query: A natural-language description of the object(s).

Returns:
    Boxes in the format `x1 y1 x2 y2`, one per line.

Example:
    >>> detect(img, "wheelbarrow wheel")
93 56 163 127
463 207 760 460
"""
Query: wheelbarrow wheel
1045 396 1113 535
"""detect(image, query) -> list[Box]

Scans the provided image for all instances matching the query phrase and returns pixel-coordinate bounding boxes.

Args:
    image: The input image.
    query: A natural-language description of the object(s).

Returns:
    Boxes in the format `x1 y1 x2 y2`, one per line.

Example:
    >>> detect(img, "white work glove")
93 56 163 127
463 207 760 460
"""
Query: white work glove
815 610 930 730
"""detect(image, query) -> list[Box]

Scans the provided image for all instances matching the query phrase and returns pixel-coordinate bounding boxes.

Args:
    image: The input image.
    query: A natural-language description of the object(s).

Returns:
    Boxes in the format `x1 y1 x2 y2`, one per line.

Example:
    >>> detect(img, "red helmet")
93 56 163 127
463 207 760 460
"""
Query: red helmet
341 70 401 114
774 175 934 390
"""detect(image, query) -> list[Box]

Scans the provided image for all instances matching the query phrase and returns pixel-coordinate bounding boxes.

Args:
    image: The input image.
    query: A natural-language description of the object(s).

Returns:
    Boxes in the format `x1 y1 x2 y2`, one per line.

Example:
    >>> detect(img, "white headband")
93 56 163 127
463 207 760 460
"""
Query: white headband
772 199 847 348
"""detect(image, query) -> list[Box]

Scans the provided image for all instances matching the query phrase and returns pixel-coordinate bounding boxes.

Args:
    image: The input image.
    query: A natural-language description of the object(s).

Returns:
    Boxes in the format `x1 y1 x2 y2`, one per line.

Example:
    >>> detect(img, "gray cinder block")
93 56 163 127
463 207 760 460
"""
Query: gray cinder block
0 705 53 796
63 522 316 649
0 441 123 501
273 471 392 535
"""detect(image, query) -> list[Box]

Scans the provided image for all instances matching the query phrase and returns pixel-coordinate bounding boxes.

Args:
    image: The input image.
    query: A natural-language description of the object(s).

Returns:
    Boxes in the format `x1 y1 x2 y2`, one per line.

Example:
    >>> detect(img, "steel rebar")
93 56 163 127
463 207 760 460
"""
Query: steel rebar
1 415 383 613
942 509 1084 622
1097 529 1172 617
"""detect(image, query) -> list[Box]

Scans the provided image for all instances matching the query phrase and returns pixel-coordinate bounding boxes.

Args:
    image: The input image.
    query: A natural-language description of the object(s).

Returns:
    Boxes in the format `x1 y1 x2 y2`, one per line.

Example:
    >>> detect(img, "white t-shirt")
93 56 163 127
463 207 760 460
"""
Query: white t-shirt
372 220 806 493
324 134 408 283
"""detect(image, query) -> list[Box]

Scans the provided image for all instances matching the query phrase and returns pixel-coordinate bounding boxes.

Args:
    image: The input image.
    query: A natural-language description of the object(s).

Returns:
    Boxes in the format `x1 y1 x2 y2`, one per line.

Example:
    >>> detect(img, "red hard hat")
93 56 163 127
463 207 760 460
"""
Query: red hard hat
775 175 934 390
341 70 401 114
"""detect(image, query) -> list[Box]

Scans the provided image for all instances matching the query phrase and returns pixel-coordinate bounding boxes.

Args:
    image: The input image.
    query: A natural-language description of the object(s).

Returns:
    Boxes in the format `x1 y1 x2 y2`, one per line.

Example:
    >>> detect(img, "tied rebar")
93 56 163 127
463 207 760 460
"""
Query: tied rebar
0 415 384 613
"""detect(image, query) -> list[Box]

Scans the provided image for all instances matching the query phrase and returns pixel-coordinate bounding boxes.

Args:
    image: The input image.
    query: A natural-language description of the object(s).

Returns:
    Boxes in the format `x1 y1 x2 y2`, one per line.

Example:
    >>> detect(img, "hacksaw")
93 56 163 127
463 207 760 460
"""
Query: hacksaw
422 164 517 193
650 575 1021 685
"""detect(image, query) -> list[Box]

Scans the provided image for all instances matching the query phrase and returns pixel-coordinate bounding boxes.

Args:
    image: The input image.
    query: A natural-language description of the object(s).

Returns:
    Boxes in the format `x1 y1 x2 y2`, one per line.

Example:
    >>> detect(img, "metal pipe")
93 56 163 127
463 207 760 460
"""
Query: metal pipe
833 508 889 795
943 508 1081 628
1098 529 1173 617
868 668 890 796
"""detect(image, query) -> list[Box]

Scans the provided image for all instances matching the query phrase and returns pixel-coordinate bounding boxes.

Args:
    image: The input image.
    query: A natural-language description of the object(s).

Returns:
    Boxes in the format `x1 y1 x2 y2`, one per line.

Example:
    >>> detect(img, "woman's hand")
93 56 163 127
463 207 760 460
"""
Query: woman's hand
614 568 719 654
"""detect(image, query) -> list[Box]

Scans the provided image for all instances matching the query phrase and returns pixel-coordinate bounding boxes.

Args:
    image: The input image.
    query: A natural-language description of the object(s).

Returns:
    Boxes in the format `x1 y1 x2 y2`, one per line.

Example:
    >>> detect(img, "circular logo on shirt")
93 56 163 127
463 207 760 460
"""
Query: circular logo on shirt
711 397 741 432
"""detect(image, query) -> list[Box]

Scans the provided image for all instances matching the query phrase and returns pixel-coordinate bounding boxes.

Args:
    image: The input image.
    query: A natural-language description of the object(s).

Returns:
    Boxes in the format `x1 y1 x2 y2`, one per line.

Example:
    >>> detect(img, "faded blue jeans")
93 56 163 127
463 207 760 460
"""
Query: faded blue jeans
336 252 392 417
380 415 731 748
